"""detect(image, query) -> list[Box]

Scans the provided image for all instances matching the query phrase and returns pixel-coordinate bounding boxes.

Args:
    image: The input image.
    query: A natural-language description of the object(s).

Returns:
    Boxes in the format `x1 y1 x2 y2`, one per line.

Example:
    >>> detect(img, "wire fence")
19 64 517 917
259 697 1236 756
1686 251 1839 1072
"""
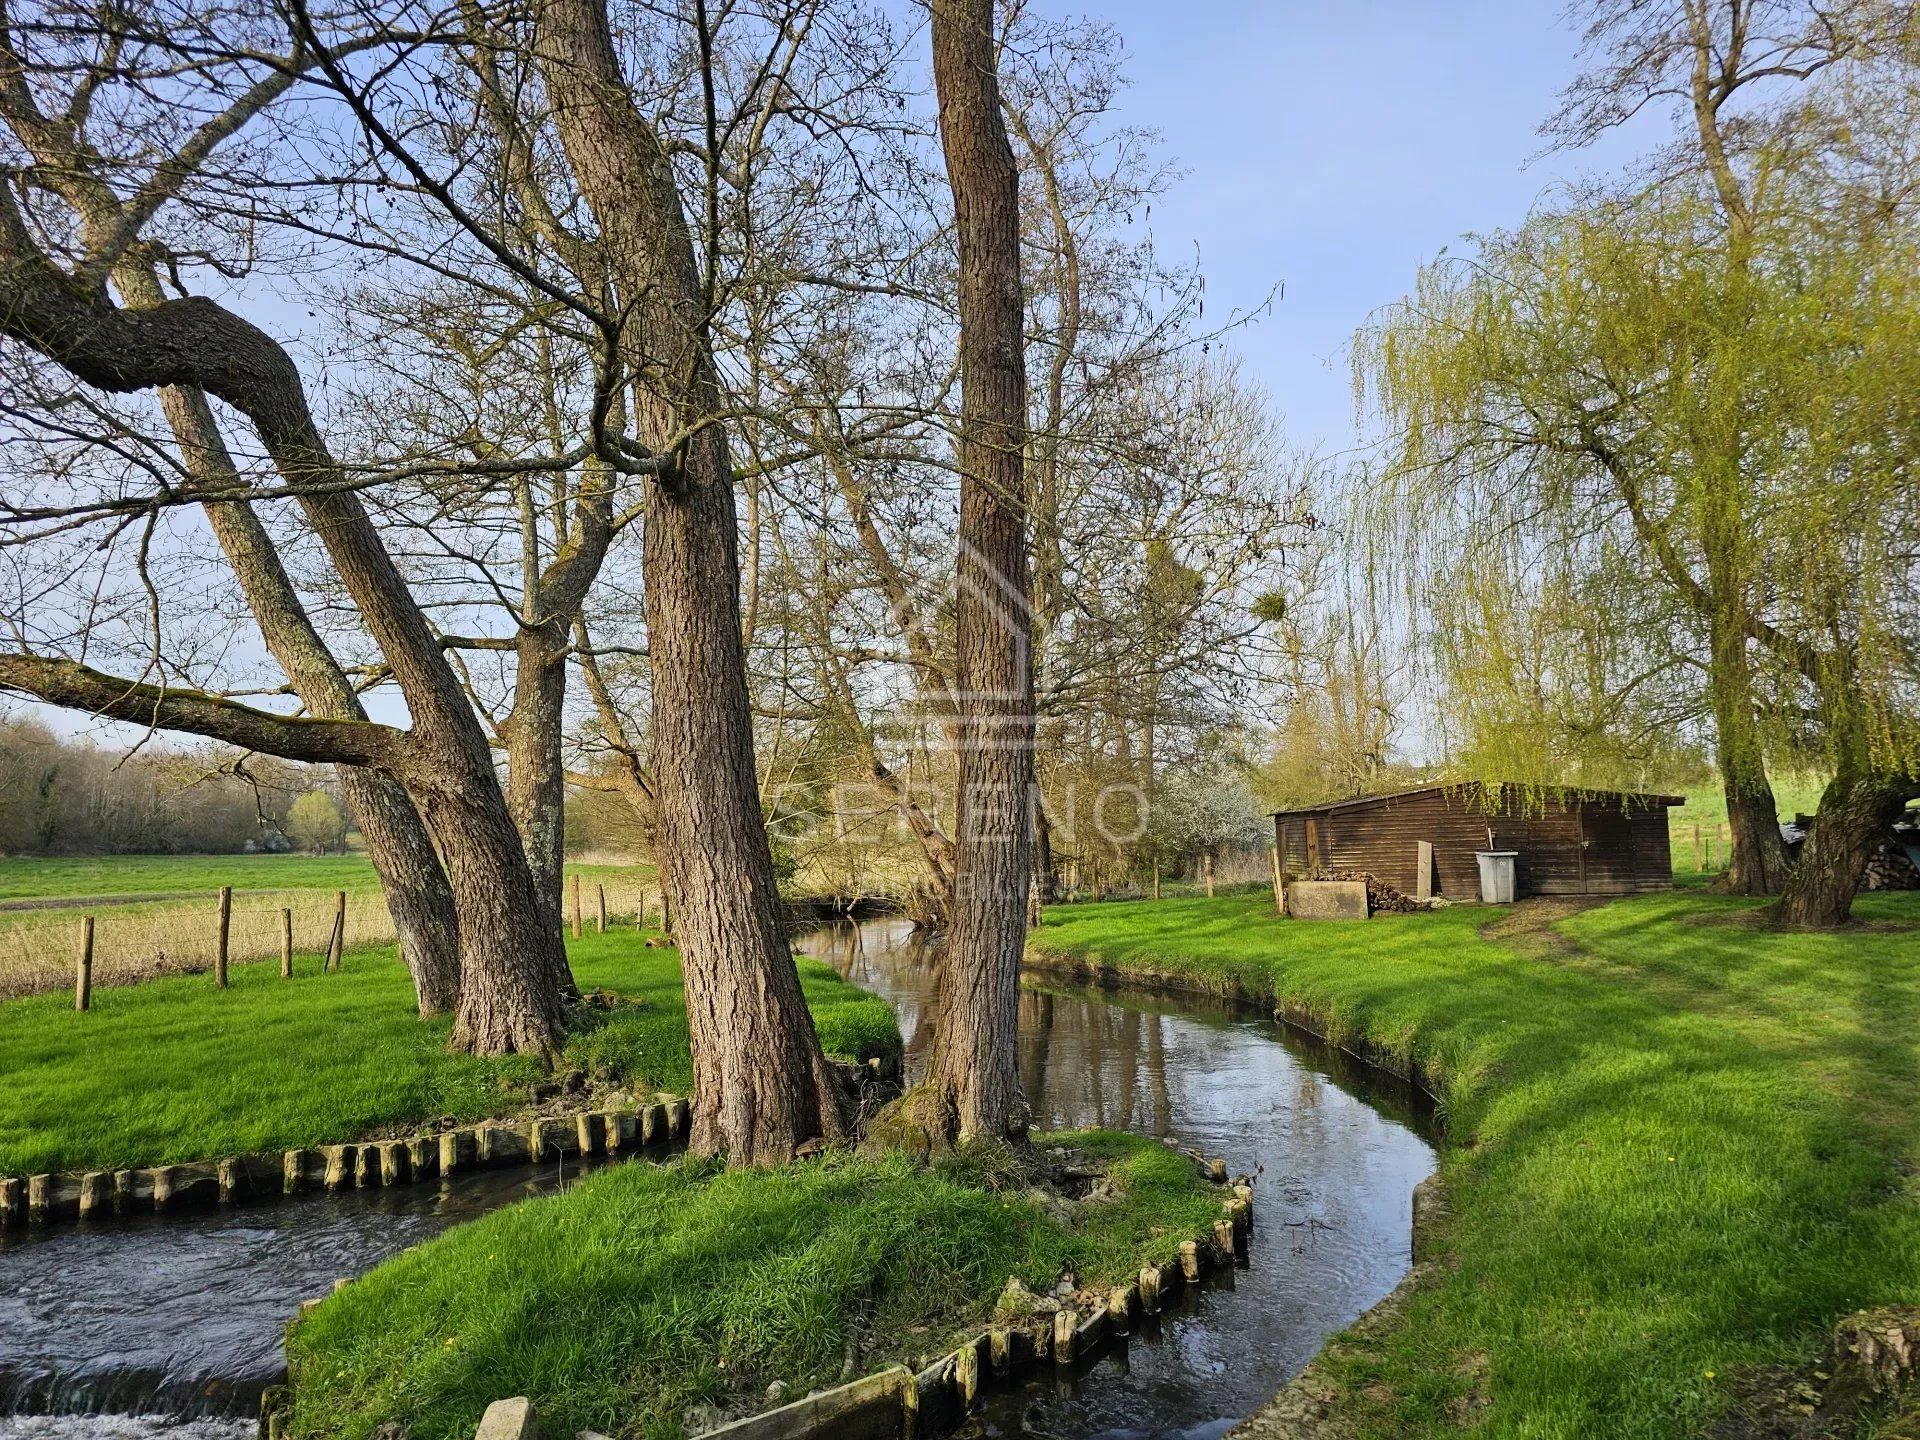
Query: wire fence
0 869 661 1001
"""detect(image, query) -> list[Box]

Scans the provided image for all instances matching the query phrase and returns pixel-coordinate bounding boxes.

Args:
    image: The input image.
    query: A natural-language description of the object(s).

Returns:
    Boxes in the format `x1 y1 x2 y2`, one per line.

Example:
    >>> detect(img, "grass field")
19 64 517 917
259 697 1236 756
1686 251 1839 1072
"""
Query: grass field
0 927 897 1175
0 854 660 998
285 1133 1223 1440
1665 774 1831 873
1028 890 1920 1440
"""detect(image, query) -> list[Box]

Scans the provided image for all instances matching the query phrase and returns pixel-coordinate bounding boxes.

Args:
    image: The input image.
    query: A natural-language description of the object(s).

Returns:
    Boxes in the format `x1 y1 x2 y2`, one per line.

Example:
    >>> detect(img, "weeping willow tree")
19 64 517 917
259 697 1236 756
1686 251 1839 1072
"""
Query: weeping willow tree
1356 170 1920 922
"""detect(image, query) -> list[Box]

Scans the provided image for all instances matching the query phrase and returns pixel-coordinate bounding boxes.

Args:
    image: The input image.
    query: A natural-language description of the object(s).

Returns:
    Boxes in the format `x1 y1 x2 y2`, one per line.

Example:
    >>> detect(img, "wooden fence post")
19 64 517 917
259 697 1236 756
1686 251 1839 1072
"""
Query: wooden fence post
215 886 232 989
571 873 582 939
1204 852 1215 899
596 884 607 934
280 908 294 979
1692 824 1702 872
76 916 93 1012
326 891 346 972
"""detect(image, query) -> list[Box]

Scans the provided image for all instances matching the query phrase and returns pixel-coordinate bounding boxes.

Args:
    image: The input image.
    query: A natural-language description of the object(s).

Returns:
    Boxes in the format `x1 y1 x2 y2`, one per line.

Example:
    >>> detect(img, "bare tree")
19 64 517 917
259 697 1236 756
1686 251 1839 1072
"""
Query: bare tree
922 0 1034 1144
0 5 570 1052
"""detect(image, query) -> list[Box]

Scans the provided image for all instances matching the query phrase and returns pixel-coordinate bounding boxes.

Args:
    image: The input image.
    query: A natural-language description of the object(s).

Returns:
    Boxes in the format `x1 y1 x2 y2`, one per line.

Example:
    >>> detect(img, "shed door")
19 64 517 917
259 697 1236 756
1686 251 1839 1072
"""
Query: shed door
1580 805 1637 894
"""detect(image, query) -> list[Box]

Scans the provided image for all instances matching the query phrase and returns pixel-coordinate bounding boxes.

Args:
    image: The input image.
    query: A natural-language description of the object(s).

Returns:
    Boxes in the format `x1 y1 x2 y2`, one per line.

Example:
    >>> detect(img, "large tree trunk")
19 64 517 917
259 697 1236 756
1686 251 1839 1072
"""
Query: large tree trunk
164 392 463 1015
924 0 1036 1144
110 258 463 1015
1773 763 1916 928
504 628 570 941
1705 610 1792 895
0 197 572 1057
535 0 843 1163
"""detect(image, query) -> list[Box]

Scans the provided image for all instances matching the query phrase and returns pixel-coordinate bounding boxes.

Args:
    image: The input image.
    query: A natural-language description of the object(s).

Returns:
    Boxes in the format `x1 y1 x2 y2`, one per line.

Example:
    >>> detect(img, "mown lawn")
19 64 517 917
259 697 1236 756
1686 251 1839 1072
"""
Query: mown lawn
285 1133 1223 1440
1029 889 1920 1440
0 928 897 1174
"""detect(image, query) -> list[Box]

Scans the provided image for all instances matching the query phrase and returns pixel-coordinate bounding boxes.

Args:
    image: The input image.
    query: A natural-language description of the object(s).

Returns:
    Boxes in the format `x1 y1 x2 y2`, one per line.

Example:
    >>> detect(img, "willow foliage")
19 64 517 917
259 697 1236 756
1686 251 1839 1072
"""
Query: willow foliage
1354 174 1920 789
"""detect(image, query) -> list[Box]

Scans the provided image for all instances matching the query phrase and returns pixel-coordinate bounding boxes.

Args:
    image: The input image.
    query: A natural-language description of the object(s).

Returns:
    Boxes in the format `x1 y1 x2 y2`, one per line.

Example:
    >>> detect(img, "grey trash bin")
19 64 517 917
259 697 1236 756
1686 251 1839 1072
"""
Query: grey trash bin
1475 850 1518 904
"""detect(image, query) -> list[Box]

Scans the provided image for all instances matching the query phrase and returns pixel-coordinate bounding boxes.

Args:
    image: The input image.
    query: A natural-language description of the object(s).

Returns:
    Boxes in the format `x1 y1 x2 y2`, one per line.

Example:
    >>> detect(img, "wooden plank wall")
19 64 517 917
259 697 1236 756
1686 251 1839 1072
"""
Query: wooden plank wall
1277 788 1676 899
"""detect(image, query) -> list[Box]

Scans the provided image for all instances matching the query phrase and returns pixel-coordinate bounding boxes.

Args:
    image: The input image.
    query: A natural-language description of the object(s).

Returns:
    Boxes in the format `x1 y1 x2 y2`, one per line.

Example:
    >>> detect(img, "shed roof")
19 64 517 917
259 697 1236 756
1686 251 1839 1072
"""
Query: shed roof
1269 781 1685 820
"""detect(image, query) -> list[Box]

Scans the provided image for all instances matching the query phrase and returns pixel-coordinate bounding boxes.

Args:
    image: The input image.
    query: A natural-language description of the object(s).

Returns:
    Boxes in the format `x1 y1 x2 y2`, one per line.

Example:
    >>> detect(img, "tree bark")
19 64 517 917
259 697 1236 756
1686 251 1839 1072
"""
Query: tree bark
158 385 463 1015
1705 611 1793 896
0 81 468 1014
925 0 1036 1144
1771 770 1915 927
503 626 571 943
0 191 569 1056
535 0 844 1163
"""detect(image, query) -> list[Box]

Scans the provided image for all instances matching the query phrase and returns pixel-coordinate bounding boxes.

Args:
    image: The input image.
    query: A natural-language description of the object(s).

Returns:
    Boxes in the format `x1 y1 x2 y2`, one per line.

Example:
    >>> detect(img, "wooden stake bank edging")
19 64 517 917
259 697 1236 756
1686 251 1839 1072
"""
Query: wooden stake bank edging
0 1094 695 1232
410 1151 1258 1440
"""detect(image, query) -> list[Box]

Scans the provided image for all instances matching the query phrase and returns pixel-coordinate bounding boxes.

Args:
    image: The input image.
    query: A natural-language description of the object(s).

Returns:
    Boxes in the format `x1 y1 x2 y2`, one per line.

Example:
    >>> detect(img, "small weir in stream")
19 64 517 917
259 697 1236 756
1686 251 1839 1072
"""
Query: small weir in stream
0 918 1434 1440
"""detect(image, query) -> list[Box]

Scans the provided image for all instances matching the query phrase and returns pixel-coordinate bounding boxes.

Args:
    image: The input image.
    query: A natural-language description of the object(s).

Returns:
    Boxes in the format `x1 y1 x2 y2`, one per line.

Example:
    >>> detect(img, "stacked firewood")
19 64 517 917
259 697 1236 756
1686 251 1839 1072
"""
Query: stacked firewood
1318 868 1430 914
1863 840 1920 891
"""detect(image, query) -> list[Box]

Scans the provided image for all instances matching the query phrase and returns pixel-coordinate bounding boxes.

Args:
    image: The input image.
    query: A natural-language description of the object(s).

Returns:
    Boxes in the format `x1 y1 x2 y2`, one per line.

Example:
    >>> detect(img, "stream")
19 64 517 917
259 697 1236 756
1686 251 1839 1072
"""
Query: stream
0 918 1434 1440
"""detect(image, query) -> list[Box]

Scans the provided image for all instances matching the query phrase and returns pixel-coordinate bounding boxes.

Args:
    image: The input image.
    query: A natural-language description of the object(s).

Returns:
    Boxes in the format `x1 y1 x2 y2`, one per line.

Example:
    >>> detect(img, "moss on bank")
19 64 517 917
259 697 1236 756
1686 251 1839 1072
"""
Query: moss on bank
1029 891 1920 1439
284 1132 1223 1440
0 929 899 1174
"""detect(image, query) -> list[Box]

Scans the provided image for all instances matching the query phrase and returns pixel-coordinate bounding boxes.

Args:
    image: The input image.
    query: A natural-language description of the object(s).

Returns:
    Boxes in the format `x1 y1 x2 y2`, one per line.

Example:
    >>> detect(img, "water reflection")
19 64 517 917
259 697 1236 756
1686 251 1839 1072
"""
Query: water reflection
796 919 1436 1440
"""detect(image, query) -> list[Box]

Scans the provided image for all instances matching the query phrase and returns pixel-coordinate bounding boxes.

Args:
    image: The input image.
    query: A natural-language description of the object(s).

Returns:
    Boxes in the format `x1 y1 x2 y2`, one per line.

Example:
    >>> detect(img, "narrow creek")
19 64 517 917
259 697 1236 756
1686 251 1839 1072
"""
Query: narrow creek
0 918 1434 1440
798 919 1436 1440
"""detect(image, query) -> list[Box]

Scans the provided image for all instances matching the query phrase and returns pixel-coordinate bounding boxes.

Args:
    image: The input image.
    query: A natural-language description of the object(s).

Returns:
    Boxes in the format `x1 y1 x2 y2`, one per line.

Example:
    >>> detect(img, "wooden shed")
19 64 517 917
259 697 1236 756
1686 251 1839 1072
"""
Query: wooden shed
1271 783 1682 900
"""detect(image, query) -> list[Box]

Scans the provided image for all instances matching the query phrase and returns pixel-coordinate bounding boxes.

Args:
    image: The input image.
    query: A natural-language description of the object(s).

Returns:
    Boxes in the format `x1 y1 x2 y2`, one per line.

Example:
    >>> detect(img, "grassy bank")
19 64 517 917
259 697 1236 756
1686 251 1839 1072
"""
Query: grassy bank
0 928 897 1175
285 1133 1221 1440
1030 890 1920 1439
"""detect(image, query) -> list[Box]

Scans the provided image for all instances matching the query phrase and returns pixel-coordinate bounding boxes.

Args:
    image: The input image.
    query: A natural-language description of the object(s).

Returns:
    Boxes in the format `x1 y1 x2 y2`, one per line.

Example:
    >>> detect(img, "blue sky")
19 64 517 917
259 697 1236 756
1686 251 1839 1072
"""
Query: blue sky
1088 1 1646 454
18 3 1661 747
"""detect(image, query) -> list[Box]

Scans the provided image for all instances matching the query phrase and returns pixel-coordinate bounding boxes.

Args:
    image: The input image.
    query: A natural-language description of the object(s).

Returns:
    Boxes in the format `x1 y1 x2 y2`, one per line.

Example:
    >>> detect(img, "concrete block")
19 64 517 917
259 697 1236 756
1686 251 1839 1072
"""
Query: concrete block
1285 880 1369 921
474 1396 540 1440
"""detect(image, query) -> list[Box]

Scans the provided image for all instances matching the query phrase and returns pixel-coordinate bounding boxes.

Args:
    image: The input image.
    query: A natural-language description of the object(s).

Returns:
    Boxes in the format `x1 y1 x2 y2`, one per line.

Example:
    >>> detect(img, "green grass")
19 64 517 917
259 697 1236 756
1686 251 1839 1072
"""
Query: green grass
285 1132 1222 1440
0 928 898 1175
1028 890 1920 1440
0 852 658 903
0 852 386 901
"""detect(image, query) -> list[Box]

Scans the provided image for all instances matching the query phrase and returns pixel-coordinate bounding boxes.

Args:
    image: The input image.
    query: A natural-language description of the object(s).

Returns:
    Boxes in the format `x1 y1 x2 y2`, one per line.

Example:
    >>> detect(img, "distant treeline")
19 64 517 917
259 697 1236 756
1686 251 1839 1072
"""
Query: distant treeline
0 717 320 855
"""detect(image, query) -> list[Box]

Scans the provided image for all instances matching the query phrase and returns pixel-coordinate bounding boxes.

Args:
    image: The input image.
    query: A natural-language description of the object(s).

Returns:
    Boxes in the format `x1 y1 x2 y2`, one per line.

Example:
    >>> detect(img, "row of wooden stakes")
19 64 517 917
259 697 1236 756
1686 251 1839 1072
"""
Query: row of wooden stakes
0 1097 692 1230
70 885 353 1012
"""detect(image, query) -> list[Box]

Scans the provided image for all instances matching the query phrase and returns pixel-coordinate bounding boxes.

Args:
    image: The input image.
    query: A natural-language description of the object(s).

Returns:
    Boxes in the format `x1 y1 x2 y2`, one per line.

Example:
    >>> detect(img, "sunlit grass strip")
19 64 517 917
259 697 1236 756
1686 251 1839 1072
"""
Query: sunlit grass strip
1029 890 1920 1439
281 1134 1226 1440
0 928 898 1175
